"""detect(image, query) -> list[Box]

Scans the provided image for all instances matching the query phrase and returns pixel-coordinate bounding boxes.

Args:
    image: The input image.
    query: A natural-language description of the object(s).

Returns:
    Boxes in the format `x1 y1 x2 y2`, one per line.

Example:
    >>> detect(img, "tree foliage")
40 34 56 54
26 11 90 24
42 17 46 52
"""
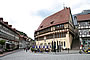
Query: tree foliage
0 40 6 45
16 30 27 37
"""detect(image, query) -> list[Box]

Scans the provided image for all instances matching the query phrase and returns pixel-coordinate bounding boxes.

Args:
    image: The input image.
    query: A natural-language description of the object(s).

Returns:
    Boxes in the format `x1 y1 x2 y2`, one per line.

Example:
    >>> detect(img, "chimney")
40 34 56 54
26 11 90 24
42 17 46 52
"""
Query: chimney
9 25 12 27
0 17 3 22
4 22 8 25
0 17 3 20
64 7 68 9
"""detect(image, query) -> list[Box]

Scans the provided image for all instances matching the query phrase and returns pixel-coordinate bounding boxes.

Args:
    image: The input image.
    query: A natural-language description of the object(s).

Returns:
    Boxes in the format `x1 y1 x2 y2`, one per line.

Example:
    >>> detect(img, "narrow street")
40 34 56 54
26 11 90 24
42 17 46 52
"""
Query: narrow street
0 50 90 60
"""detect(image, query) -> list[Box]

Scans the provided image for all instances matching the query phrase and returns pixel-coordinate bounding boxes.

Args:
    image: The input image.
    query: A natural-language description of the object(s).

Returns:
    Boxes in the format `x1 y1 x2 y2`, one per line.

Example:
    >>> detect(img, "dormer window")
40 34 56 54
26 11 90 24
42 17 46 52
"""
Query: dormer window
40 26 43 28
50 21 54 24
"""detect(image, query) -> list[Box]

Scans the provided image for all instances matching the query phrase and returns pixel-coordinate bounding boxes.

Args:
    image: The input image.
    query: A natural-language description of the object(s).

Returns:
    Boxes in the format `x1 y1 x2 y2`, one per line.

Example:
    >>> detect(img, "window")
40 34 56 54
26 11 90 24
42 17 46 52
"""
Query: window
39 27 51 35
39 36 44 40
57 25 59 27
40 26 43 28
55 24 64 30
62 25 64 28
80 29 89 35
64 41 65 47
60 33 61 37
60 25 61 27
55 32 66 38
60 24 64 29
48 43 50 45
88 21 90 25
46 34 53 39
79 22 88 27
40 43 43 45
50 21 54 24
59 33 60 38
44 43 47 46
57 33 58 38
61 42 63 46
63 32 66 37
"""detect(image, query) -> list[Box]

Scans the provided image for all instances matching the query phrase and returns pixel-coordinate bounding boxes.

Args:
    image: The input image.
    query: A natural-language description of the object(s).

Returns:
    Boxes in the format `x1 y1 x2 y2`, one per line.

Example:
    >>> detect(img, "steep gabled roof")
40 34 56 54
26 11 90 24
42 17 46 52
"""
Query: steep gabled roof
37 7 71 31
77 14 90 21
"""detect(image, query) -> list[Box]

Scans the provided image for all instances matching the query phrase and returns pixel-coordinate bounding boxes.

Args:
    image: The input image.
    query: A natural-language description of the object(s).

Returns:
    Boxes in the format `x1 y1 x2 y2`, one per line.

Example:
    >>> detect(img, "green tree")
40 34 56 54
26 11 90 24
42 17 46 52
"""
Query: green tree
0 40 6 45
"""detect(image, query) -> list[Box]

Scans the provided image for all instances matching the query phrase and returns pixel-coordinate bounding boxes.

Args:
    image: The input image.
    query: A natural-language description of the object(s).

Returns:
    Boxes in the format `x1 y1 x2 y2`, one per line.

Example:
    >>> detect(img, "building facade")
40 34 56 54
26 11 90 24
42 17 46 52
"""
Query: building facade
0 18 20 50
76 10 90 49
34 7 77 51
16 30 32 49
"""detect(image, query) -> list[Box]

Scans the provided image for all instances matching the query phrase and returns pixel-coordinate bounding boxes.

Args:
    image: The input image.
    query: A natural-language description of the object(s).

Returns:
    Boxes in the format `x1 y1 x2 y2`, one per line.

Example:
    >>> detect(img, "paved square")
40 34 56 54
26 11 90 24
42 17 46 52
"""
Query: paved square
0 50 90 60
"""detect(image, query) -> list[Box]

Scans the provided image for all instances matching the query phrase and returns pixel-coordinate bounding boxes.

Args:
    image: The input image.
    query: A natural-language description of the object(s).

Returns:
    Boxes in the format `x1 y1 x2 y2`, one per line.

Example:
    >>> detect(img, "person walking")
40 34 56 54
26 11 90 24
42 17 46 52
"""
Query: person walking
25 47 28 52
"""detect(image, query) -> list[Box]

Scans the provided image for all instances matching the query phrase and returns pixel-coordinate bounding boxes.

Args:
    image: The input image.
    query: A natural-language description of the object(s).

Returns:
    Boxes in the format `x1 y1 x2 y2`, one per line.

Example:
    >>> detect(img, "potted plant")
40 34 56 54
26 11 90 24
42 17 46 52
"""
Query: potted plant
31 48 35 52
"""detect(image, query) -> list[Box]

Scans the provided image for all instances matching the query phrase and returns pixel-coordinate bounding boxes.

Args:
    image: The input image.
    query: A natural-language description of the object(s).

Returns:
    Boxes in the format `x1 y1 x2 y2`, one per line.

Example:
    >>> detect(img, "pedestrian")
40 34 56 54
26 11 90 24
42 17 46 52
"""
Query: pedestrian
59 45 61 52
67 48 69 53
26 47 28 52
24 48 25 51
79 46 82 54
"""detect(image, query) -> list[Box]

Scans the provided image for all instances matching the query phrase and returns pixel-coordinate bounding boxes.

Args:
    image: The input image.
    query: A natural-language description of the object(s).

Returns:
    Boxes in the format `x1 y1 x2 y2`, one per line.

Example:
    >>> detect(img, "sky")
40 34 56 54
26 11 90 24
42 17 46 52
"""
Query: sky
0 0 90 39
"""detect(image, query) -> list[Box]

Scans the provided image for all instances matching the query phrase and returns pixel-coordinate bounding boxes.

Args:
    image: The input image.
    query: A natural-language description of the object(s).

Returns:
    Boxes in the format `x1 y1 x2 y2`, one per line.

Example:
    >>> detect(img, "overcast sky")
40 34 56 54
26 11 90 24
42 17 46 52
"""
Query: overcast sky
0 0 90 39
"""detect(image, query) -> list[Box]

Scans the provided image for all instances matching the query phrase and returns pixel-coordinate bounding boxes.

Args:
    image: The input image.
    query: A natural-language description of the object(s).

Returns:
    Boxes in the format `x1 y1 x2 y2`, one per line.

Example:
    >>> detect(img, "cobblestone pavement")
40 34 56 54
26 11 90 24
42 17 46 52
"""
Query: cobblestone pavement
0 50 90 60
0 49 22 57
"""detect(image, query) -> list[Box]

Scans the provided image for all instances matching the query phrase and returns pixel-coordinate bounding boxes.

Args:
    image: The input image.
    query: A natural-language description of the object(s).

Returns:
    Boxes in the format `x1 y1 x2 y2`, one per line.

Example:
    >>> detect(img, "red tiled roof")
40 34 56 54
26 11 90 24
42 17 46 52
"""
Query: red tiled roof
77 14 90 21
37 7 71 31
